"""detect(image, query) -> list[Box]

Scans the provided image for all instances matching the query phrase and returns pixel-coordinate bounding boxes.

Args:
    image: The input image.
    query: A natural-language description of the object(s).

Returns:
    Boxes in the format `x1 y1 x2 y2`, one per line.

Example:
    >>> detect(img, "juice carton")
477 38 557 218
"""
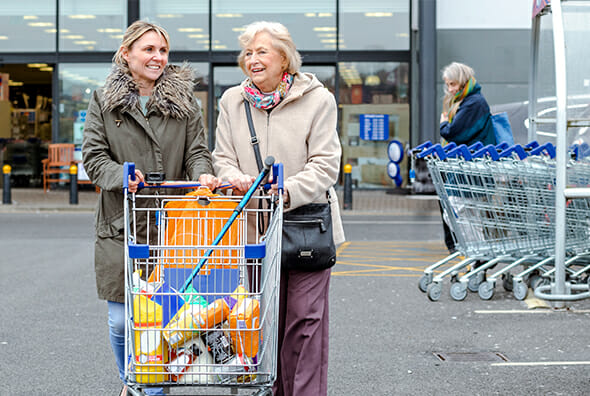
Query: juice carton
227 297 260 358
132 294 169 383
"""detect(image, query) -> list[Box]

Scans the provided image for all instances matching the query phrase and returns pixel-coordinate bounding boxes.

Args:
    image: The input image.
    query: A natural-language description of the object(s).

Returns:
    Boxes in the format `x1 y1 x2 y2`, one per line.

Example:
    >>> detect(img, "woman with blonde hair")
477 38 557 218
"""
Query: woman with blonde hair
440 61 495 146
213 21 344 396
82 20 218 396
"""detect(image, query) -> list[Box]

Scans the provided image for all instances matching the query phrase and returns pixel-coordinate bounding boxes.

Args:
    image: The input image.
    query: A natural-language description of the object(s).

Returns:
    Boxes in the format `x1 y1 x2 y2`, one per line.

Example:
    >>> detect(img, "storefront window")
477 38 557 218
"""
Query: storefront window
58 62 208 144
212 1 336 51
0 2 56 52
59 0 126 52
140 0 209 50
338 62 409 188
211 65 336 148
340 0 409 50
58 64 110 144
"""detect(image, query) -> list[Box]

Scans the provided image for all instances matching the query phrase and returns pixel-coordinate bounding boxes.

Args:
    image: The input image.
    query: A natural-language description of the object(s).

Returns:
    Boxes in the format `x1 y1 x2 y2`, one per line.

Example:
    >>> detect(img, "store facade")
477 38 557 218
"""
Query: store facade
0 1 411 188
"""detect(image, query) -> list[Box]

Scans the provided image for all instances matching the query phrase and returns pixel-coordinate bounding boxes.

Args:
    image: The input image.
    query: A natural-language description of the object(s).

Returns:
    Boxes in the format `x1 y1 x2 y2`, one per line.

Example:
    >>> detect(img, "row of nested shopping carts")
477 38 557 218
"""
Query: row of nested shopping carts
412 140 590 302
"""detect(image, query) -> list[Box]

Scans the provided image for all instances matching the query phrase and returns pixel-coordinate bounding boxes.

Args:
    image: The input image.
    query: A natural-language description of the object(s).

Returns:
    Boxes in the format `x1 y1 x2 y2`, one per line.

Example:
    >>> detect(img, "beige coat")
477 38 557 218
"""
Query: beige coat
213 72 345 245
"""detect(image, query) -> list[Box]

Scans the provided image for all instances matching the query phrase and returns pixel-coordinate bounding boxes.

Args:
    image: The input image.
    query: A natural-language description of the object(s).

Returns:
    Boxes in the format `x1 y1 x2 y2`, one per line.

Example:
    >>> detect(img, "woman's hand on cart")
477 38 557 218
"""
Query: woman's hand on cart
128 169 145 193
198 173 222 190
227 174 256 195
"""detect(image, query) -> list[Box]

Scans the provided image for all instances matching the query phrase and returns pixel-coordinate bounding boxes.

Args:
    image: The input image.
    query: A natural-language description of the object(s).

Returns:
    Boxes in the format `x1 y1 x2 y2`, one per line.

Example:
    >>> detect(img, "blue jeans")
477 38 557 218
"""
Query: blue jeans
108 301 165 395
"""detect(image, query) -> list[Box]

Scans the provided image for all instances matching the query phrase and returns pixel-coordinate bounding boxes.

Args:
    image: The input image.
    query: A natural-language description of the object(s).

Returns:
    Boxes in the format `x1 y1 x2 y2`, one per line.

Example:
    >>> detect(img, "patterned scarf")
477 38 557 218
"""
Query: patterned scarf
243 72 293 110
448 77 477 123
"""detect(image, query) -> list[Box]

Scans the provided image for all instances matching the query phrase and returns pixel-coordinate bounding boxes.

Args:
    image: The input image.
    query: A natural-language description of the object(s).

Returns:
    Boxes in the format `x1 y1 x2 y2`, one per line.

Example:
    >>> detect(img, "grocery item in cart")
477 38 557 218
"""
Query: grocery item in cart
223 285 248 310
163 187 240 269
214 352 256 384
201 325 233 364
132 294 169 383
227 297 260 358
196 298 230 329
171 337 216 384
150 282 185 328
163 296 208 349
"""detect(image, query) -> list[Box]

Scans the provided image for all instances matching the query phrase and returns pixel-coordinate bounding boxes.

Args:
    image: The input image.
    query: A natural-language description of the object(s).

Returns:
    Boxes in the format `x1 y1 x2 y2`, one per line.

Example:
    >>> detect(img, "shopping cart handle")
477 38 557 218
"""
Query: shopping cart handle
416 143 447 160
123 162 135 189
525 140 540 150
273 163 284 193
529 142 556 159
468 142 484 151
413 141 433 152
443 142 457 152
570 142 590 160
472 144 500 161
495 142 510 151
499 144 528 160
446 144 473 161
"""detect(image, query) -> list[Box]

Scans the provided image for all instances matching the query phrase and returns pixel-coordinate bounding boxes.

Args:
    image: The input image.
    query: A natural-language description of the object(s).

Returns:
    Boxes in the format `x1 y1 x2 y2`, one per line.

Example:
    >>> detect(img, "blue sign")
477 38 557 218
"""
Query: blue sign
359 114 389 141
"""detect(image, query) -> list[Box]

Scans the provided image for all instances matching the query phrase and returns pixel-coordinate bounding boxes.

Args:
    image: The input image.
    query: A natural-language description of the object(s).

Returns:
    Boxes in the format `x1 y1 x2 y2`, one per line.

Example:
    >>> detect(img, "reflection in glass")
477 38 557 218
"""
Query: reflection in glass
340 0 409 50
59 62 208 144
59 64 110 143
338 62 410 188
212 1 336 51
563 4 590 128
0 2 56 52
140 0 209 50
59 0 126 52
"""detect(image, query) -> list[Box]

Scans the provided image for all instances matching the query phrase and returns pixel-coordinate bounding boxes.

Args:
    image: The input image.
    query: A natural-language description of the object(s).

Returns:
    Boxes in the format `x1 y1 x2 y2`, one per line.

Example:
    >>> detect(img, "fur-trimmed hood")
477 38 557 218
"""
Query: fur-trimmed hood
101 63 196 119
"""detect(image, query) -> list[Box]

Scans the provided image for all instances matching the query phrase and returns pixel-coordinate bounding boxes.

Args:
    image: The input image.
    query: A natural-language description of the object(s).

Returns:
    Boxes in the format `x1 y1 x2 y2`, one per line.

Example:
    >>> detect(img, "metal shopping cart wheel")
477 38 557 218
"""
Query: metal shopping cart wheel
418 274 432 293
450 282 468 301
513 279 529 300
478 280 495 300
467 271 485 293
427 282 442 301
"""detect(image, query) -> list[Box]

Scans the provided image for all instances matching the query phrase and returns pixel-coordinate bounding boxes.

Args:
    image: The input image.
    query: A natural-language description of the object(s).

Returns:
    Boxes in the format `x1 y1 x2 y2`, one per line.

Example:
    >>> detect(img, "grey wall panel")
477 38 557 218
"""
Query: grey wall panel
436 28 530 115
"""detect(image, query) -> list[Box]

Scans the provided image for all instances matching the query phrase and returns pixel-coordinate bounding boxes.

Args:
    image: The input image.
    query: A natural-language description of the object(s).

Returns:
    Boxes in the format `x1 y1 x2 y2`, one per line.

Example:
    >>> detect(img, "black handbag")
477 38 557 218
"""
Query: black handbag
243 100 336 271
282 202 336 271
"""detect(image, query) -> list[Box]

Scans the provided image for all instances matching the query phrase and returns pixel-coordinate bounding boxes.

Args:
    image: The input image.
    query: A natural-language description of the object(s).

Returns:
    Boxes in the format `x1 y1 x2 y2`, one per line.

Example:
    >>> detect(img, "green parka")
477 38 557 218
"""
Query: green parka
82 63 213 303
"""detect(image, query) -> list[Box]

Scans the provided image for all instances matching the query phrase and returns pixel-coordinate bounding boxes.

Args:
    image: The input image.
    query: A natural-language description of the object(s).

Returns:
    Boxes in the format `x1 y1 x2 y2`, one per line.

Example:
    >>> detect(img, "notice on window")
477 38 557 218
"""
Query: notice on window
359 114 389 141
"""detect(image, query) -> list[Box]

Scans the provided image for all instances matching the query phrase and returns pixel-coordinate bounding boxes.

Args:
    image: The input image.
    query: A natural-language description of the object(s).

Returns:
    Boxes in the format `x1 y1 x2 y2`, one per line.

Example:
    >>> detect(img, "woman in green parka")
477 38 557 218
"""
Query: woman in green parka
81 20 219 396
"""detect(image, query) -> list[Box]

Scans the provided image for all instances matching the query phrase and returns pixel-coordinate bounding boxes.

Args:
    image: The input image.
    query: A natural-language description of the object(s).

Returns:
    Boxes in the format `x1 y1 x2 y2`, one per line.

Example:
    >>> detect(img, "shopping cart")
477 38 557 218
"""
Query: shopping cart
413 141 590 301
123 158 283 396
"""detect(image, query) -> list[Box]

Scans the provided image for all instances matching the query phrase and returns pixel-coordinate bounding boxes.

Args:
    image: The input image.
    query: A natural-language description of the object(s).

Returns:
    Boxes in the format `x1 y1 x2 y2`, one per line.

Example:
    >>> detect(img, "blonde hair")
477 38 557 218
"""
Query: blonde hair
113 20 170 71
237 21 302 75
442 62 475 116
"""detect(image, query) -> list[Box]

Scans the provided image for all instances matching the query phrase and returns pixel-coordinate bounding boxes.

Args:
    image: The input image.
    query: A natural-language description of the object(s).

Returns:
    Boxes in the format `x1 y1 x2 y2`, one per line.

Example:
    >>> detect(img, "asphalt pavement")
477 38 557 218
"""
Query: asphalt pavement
2 188 590 395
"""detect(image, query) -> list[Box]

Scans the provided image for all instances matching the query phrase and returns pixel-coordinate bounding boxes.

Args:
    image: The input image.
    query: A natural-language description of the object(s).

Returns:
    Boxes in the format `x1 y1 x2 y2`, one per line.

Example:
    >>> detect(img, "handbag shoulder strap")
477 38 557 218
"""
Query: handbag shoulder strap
244 100 264 172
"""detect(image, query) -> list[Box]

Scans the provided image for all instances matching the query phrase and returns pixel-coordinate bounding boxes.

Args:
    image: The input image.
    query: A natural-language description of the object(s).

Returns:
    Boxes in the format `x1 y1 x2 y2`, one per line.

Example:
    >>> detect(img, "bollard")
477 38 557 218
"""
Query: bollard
69 163 78 205
3 164 11 205
343 163 352 210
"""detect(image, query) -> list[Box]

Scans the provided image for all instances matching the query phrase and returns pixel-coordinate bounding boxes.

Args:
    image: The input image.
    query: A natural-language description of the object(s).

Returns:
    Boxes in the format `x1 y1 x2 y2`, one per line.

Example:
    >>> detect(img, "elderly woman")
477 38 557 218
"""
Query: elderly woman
439 62 495 254
82 20 218 396
213 21 345 396
440 61 495 146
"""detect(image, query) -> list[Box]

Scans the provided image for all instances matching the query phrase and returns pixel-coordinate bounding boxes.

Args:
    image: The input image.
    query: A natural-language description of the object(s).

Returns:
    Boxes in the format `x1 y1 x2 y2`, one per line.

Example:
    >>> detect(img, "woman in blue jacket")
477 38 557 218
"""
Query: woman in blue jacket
438 62 495 253
440 62 495 146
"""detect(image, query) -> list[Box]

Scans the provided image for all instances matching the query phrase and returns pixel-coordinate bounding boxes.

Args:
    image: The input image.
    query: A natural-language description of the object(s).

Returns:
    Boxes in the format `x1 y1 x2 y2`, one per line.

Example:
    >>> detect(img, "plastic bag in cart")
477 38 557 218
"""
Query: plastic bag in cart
162 187 240 270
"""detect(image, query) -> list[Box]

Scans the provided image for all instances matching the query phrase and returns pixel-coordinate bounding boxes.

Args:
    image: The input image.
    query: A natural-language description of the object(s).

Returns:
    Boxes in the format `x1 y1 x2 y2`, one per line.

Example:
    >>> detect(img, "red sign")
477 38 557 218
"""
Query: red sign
533 0 550 18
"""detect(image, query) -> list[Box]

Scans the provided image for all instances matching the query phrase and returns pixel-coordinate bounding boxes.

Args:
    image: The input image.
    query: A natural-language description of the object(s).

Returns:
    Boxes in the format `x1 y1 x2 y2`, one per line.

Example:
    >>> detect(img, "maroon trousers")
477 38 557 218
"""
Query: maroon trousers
272 268 331 396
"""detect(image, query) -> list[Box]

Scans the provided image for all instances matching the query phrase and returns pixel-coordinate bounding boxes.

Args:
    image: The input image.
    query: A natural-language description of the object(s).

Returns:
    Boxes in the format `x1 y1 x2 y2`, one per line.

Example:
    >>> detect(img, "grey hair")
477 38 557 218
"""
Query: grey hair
442 62 475 89
237 21 302 75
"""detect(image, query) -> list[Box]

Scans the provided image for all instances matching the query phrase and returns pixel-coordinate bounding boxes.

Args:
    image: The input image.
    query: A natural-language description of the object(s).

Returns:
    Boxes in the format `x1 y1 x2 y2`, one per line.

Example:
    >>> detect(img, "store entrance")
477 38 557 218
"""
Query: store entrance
0 63 53 187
